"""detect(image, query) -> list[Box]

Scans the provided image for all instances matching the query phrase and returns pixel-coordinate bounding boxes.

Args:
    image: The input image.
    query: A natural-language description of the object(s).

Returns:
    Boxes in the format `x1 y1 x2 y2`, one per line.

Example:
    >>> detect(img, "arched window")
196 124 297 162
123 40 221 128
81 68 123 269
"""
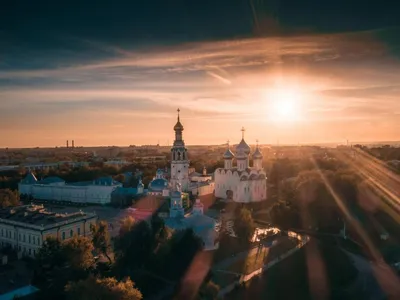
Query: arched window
70 230 73 237
177 151 181 160
62 232 66 240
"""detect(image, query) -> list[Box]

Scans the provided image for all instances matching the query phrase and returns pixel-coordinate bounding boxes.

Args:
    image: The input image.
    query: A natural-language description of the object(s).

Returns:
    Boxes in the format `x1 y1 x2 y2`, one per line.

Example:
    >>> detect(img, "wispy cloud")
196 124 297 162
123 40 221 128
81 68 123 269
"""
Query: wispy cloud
1 29 400 146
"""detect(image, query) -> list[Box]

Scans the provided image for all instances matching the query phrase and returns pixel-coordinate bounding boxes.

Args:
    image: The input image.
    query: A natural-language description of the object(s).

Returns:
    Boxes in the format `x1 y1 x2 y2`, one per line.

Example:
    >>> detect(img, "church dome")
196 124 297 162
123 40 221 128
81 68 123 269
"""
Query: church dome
174 120 184 131
252 147 263 159
148 178 168 192
236 138 251 155
223 148 235 159
236 147 248 160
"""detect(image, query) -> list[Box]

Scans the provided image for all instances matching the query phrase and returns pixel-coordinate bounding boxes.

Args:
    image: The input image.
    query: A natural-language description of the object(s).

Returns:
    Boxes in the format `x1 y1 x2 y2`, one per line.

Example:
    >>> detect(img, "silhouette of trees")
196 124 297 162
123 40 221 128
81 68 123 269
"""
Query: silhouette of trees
33 236 95 300
0 188 19 207
234 207 255 243
197 280 220 300
91 221 112 263
65 275 142 300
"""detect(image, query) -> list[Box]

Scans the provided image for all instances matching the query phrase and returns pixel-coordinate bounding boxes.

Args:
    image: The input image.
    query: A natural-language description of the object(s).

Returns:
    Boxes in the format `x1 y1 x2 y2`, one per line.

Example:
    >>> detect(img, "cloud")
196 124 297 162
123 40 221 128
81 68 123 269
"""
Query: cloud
1 28 400 146
0 30 387 80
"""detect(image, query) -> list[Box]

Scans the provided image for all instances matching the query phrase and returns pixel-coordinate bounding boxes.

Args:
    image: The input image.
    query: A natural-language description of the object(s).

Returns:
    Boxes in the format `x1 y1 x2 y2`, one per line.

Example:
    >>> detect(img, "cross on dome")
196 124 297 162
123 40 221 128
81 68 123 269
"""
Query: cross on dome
177 108 180 121
241 127 245 139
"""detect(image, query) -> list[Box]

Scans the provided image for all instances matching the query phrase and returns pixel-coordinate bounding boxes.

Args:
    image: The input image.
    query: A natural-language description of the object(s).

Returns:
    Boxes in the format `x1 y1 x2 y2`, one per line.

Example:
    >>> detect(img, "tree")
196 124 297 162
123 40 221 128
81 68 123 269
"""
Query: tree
62 236 95 271
35 237 65 267
33 237 94 300
159 228 204 280
119 216 136 235
197 281 220 300
91 221 112 263
65 275 142 300
0 188 19 208
270 201 300 229
234 207 255 243
114 219 154 275
113 174 126 185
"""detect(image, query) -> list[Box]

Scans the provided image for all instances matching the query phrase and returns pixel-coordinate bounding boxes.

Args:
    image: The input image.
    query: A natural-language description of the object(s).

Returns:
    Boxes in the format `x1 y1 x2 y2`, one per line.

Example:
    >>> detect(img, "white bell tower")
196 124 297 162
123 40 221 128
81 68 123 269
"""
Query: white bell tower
170 109 190 192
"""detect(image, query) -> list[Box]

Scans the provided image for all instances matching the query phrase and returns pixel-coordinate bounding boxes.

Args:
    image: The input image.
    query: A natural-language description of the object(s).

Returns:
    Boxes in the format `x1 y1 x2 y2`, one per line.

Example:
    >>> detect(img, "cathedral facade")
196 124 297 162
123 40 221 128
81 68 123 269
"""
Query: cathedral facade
214 129 267 203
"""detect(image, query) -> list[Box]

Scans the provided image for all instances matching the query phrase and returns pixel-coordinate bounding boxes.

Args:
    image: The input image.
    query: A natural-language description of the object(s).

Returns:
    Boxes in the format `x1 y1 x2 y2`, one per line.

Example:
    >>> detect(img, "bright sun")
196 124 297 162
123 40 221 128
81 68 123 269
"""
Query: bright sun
268 88 301 121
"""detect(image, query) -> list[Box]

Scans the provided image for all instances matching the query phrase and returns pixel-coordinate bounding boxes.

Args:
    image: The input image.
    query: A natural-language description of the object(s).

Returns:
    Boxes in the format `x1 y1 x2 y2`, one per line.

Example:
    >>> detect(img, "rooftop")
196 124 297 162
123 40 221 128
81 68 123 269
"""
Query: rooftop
0 204 96 229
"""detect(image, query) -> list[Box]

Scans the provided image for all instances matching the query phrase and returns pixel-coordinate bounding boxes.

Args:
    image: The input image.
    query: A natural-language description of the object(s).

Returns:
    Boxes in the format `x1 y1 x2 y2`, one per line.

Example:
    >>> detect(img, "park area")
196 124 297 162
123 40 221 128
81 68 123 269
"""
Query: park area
211 234 301 290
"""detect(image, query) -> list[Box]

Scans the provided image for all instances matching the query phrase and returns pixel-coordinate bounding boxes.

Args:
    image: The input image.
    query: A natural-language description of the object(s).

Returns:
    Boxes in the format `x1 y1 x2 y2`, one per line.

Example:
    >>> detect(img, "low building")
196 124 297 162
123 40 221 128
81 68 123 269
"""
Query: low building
19 173 122 204
0 204 97 258
165 189 218 251
189 166 213 183
104 159 130 167
190 181 215 197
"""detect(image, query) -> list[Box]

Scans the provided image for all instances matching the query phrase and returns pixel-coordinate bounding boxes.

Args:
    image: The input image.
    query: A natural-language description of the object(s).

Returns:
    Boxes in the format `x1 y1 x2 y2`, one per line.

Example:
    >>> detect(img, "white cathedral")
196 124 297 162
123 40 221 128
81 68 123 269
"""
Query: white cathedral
159 109 267 203
214 128 267 203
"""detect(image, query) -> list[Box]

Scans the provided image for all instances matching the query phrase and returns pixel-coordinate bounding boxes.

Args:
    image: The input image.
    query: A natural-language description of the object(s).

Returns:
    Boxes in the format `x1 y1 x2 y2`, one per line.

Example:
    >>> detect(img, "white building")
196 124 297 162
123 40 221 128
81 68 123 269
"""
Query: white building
170 109 190 192
214 129 267 203
0 204 97 258
19 173 122 204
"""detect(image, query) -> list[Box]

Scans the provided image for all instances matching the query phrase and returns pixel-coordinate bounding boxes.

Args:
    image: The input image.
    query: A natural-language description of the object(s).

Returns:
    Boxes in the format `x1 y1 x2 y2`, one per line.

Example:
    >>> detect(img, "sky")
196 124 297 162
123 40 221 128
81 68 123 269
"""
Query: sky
1 0 400 148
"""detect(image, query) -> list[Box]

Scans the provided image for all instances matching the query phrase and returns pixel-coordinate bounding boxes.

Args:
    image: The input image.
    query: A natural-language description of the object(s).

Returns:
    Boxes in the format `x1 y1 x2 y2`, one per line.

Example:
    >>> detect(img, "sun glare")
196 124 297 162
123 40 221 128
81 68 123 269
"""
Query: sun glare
268 88 302 122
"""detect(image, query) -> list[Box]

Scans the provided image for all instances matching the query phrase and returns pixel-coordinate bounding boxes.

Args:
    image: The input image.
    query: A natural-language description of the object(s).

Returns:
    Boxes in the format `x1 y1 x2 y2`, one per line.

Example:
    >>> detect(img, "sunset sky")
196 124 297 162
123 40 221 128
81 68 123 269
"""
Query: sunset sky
1 0 399 148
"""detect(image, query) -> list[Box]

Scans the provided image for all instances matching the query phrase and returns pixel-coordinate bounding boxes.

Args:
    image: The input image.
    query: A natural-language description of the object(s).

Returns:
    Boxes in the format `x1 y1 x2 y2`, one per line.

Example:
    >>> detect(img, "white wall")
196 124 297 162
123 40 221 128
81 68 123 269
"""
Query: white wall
191 182 215 196
214 168 267 202
19 183 121 204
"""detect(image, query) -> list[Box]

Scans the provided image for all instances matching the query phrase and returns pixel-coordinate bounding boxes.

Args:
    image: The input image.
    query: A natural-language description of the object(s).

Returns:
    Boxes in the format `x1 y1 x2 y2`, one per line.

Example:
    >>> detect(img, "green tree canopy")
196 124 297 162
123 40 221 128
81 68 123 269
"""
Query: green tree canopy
234 207 256 243
0 188 19 208
91 221 112 263
62 236 95 271
65 275 142 300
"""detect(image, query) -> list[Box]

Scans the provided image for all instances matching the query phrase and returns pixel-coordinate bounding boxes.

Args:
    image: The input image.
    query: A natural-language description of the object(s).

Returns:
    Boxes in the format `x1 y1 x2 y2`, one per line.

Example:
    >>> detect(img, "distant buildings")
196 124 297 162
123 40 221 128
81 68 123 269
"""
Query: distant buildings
18 173 121 204
104 159 130 167
0 204 97 258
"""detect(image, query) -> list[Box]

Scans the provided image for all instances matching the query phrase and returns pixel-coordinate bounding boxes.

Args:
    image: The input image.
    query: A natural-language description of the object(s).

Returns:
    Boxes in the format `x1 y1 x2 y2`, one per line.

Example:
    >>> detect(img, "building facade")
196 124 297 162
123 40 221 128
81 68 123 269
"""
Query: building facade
19 173 122 204
0 204 97 258
214 130 267 203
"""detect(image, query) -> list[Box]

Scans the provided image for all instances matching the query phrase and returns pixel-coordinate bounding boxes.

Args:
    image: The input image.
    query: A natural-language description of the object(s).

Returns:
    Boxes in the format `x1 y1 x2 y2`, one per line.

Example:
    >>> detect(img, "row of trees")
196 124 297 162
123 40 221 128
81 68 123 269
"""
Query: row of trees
32 216 219 300
269 166 364 234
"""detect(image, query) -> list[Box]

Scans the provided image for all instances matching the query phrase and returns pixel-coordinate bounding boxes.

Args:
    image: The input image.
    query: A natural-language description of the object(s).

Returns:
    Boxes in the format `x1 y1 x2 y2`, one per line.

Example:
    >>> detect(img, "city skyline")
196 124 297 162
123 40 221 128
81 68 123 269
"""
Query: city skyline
1 1 399 147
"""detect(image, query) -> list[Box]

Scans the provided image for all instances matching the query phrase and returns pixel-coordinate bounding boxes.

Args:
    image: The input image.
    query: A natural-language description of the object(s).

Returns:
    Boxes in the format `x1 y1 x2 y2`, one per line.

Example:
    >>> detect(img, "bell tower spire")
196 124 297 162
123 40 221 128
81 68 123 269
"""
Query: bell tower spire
171 109 189 192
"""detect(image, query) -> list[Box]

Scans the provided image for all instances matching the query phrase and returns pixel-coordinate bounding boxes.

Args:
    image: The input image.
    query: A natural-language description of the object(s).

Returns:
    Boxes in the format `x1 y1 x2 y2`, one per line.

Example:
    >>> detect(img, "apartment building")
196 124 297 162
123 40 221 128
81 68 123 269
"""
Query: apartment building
0 204 97 257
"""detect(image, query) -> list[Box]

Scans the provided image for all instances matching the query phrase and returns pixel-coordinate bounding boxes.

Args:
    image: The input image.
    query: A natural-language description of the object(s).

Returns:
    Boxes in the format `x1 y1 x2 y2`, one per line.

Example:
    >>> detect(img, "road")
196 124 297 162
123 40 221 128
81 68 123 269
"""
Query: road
348 149 400 212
